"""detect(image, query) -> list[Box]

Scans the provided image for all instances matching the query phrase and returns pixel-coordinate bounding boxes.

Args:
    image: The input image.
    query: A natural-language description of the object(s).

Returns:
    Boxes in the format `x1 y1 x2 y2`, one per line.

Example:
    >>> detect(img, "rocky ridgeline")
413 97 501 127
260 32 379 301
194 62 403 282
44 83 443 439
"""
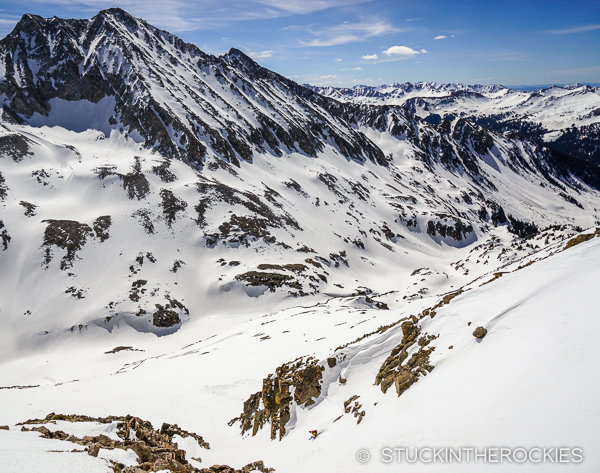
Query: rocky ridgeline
229 357 324 441
17 412 274 473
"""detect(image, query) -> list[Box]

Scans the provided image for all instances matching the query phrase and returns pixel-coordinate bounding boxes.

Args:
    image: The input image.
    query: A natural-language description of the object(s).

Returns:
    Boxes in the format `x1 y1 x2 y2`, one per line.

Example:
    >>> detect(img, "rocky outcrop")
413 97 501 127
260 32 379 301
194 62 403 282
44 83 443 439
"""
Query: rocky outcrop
426 215 474 242
229 357 323 440
19 413 209 472
41 220 95 270
375 319 436 396
563 228 600 250
196 462 274 473
18 412 274 472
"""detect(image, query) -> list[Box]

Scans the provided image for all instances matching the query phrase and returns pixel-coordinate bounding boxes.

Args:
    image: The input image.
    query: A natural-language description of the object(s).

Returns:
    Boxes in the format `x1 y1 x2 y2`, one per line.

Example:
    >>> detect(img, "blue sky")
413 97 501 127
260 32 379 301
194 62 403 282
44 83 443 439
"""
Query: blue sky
0 0 599 87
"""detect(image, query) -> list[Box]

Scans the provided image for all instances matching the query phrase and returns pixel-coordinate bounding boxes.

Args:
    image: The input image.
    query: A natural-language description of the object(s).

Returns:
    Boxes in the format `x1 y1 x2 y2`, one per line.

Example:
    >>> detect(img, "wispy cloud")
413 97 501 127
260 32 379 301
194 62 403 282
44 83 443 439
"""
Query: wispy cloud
11 0 375 32
545 24 600 35
248 50 273 59
300 19 402 47
334 58 342 61
253 0 373 15
0 15 20 33
434 35 446 40
352 78 374 83
362 53 378 60
406 18 422 22
321 74 338 78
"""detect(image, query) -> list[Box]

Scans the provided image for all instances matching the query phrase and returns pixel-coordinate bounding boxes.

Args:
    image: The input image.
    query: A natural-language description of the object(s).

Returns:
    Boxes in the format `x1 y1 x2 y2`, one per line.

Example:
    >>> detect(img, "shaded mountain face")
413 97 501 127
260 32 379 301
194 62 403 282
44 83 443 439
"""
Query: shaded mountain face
0 9 599 348
0 9 384 167
308 82 600 166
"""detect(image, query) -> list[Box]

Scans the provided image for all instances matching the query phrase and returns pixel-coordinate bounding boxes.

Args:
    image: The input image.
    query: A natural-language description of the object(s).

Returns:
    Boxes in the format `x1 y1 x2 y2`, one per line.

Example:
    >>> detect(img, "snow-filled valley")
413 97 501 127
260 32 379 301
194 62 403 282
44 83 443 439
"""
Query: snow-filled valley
0 8 599 473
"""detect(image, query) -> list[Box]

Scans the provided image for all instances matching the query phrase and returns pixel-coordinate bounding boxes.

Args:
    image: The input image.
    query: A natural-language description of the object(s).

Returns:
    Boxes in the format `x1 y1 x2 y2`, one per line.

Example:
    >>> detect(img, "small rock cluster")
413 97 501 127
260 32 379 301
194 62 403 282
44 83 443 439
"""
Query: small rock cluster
343 395 365 424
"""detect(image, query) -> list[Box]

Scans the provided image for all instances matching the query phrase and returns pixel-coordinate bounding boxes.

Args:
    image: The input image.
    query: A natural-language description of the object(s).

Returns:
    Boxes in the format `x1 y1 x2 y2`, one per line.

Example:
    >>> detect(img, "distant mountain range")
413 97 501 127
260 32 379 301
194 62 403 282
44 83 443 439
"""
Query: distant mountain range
307 81 600 165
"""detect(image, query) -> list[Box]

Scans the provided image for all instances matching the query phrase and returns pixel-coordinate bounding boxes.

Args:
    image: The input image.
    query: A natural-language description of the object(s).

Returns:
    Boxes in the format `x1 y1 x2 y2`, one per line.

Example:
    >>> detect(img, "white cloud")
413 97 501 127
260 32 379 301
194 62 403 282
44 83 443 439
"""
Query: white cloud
300 20 402 47
546 24 600 35
350 67 362 70
362 53 378 60
382 45 420 57
434 35 447 40
406 18 422 22
321 74 338 78
352 78 374 83
335 58 342 61
248 50 273 59
420 49 428 53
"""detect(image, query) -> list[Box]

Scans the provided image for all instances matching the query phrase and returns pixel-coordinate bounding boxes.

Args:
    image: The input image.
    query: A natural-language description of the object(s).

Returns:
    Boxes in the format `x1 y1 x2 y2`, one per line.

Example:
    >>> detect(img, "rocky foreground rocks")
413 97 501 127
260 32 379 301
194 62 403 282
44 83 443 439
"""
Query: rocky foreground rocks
17 412 273 472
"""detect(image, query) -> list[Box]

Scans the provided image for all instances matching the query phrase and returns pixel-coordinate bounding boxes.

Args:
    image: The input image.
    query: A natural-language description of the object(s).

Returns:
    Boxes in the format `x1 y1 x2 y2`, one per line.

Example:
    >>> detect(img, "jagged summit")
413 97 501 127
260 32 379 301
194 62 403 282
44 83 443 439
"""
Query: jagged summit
0 10 386 166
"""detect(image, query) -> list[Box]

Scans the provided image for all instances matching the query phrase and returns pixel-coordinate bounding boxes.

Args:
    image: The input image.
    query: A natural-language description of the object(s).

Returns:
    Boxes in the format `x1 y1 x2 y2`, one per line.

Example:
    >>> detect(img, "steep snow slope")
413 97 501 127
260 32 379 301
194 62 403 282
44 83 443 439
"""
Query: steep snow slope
1 227 599 472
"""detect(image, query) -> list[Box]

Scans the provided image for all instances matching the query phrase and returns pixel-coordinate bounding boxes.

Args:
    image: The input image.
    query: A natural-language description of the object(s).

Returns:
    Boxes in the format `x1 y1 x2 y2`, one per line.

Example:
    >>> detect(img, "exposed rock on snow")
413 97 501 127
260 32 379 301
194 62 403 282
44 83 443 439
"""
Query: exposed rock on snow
230 357 324 440
473 326 488 339
375 320 436 396
18 412 211 472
